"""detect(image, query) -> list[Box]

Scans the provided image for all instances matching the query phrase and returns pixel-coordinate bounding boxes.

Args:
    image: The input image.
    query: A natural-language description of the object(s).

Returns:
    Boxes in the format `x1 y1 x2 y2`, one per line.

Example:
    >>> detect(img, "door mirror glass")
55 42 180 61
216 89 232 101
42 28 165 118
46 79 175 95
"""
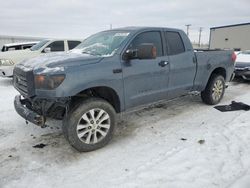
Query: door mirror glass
43 47 51 53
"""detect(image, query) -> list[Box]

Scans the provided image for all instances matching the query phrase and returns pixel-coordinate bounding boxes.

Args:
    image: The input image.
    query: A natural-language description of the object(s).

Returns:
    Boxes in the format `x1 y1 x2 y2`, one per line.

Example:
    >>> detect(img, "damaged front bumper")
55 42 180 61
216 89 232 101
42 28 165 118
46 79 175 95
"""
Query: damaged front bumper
14 95 46 126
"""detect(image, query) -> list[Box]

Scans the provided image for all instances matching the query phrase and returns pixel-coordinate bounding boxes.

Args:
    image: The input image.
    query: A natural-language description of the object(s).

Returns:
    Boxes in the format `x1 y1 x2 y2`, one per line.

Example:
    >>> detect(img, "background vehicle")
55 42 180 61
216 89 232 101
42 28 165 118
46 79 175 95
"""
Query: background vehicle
13 27 235 152
234 50 250 80
0 39 81 77
1 41 39 52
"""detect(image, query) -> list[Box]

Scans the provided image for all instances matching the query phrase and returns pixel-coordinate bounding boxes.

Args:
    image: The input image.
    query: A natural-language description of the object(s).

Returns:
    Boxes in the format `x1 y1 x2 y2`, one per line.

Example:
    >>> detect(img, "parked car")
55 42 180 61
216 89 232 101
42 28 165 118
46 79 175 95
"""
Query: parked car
0 39 81 77
1 41 39 52
234 50 250 80
13 27 235 152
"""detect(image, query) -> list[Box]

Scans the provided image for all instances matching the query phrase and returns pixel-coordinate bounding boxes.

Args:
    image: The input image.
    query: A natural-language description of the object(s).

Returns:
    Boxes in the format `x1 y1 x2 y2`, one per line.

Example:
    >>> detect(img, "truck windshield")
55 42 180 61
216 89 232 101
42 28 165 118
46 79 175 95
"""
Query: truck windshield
30 40 49 51
74 31 130 56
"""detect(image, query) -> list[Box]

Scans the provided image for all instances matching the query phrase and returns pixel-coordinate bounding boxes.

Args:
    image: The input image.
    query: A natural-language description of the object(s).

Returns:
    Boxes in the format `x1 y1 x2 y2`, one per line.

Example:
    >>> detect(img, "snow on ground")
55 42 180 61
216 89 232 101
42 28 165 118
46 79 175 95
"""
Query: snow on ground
0 77 250 188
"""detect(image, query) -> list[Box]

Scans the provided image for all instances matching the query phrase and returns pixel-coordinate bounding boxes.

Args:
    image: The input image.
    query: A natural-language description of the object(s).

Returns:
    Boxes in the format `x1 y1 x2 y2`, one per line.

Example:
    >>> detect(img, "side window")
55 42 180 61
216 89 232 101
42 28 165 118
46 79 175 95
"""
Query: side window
22 45 33 49
130 31 163 57
68 41 81 50
47 41 64 52
165 32 185 55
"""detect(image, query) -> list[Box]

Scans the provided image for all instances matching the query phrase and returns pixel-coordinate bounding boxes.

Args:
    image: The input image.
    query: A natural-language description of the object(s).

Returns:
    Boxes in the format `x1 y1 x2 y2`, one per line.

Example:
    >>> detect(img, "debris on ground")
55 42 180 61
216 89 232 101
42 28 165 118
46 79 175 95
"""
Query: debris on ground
32 143 47 149
198 140 205 144
214 101 250 112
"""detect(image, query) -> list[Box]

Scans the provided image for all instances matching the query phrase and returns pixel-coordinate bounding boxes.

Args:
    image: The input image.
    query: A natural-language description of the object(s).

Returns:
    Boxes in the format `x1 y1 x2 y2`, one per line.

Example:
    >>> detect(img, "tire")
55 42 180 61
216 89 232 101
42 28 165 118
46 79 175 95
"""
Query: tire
201 74 225 105
62 97 116 152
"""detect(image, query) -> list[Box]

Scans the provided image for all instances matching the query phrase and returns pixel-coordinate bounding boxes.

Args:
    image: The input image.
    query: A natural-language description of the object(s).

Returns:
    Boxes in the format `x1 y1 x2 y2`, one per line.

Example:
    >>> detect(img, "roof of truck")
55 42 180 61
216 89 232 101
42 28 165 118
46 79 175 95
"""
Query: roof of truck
110 26 182 32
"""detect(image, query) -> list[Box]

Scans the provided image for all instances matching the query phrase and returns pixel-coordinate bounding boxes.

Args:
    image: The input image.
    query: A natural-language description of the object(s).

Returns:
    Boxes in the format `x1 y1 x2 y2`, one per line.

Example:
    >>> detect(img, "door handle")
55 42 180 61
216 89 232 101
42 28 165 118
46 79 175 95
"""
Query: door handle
158 61 169 67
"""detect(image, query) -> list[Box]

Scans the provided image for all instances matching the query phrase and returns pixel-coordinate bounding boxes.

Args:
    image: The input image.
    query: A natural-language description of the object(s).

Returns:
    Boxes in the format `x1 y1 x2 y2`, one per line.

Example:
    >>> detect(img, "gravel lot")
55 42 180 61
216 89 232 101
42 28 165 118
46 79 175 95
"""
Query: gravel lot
0 77 250 188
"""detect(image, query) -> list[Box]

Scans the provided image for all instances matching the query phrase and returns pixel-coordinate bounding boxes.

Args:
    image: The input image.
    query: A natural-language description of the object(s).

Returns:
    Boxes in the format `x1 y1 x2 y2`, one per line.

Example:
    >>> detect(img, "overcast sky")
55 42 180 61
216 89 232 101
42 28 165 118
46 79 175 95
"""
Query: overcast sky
1 0 249 43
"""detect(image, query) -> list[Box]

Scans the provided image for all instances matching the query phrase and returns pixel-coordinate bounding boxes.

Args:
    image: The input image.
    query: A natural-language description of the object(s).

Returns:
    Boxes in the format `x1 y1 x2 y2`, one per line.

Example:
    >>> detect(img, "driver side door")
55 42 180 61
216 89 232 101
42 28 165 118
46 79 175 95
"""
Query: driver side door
122 31 170 109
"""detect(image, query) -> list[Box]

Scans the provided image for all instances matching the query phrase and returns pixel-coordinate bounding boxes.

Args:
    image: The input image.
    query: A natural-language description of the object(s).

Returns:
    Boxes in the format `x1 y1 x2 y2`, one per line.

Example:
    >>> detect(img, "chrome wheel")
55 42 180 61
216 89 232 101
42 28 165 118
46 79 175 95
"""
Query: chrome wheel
212 79 224 101
76 108 111 144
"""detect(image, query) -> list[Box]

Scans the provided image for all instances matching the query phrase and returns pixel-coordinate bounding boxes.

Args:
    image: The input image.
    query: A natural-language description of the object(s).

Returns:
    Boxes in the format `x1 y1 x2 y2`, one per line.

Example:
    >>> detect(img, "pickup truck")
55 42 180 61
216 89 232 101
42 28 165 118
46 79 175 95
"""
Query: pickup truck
0 39 81 77
13 27 236 152
1 41 39 52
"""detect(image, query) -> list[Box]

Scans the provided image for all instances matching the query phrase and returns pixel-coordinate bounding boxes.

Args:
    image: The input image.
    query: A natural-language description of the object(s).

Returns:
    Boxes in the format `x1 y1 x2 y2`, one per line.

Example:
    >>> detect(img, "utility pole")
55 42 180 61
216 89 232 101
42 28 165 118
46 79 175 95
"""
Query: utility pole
198 27 203 47
185 24 191 37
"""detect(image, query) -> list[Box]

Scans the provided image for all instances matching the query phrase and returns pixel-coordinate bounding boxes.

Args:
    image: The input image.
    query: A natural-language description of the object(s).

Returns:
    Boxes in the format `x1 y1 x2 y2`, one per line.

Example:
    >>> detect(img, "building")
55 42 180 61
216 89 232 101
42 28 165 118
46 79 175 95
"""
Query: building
0 35 44 50
209 23 250 51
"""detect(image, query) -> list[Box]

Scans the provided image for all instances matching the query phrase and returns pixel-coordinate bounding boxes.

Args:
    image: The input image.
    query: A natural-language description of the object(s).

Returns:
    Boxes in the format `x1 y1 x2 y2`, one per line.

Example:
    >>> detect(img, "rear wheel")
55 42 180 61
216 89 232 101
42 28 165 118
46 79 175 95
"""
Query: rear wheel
201 74 225 105
62 98 116 152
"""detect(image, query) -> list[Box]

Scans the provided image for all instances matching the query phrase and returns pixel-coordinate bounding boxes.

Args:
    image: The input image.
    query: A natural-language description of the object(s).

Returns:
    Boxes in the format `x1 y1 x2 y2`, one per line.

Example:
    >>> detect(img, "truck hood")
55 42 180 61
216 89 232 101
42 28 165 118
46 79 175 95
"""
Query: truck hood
16 51 103 74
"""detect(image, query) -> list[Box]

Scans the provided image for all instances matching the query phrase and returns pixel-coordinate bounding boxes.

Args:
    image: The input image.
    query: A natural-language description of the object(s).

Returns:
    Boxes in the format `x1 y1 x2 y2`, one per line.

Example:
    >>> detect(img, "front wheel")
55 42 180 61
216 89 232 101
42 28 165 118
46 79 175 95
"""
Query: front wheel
201 74 225 105
63 98 116 152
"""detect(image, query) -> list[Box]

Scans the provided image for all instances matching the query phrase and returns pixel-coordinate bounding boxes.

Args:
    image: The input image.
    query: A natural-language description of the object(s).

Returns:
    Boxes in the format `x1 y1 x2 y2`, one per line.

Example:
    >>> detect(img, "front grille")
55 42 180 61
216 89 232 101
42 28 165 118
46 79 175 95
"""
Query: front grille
13 67 35 97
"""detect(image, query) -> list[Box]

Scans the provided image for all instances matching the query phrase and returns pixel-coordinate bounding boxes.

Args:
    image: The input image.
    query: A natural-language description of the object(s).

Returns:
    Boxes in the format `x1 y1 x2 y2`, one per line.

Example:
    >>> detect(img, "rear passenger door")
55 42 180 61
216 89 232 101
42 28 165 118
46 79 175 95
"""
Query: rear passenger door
165 31 196 98
122 31 170 109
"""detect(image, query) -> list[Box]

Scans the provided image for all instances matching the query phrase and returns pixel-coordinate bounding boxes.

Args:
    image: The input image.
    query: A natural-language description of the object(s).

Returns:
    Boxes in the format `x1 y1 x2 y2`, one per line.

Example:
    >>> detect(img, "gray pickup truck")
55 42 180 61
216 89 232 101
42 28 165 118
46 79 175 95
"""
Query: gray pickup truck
13 27 236 152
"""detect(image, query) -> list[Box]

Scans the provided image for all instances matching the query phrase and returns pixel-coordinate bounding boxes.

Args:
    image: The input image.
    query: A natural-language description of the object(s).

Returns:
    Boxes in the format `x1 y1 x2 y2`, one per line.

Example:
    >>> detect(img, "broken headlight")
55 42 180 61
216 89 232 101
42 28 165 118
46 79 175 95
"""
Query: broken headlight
34 74 65 90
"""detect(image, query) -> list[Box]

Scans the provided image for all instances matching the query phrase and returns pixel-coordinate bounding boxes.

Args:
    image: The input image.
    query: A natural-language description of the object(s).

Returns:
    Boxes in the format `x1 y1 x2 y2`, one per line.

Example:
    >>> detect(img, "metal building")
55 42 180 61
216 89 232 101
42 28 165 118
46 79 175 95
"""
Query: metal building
209 23 250 51
0 35 44 50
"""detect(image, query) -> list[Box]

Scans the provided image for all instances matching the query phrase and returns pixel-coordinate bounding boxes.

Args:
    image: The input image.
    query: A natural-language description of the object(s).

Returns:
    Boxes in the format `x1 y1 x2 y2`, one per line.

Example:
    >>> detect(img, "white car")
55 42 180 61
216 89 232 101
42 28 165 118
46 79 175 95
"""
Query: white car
0 39 81 77
1 41 39 52
234 50 250 80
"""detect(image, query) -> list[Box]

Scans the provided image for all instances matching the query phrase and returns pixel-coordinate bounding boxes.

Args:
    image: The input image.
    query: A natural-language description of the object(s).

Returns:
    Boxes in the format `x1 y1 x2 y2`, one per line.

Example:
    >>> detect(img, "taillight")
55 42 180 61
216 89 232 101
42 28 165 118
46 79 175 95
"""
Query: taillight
232 52 237 63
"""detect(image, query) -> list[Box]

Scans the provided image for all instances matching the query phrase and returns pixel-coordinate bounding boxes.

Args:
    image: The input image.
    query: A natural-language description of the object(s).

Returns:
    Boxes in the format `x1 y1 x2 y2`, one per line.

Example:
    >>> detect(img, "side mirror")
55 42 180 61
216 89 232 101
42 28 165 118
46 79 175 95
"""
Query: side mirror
123 43 157 61
137 43 157 59
43 47 51 53
123 49 137 61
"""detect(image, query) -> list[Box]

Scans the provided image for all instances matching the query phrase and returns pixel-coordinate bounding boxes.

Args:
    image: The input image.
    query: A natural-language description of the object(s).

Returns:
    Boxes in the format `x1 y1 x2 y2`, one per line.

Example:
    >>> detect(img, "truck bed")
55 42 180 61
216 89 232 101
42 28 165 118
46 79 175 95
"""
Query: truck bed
193 50 235 91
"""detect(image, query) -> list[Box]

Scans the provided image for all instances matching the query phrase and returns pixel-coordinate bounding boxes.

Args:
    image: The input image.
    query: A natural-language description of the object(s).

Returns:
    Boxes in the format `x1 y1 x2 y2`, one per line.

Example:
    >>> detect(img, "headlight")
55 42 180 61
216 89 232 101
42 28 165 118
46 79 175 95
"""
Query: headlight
34 74 65 90
0 59 14 66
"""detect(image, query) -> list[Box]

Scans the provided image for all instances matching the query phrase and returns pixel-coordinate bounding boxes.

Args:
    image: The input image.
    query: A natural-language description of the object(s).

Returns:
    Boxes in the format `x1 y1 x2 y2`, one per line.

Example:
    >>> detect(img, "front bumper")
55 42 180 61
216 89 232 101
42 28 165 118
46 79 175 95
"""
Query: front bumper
0 66 14 77
234 67 250 80
14 95 45 126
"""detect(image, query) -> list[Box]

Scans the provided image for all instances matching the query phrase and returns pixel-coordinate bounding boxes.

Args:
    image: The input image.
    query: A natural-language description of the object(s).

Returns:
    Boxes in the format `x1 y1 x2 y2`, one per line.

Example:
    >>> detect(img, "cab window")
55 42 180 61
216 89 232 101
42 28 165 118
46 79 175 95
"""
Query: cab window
165 32 185 55
47 41 64 52
129 31 163 57
68 41 81 50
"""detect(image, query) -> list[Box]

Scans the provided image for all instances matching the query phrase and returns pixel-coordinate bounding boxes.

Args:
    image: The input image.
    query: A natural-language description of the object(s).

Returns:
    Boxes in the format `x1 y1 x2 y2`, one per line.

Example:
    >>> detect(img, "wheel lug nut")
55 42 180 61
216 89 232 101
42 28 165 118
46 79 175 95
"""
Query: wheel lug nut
88 126 91 129
90 120 94 124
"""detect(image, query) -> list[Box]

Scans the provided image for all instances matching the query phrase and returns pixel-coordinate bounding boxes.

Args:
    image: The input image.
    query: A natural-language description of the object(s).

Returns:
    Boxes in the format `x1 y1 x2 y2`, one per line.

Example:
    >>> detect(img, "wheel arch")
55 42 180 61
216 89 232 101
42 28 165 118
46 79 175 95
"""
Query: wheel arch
72 86 121 113
210 67 226 79
201 67 227 91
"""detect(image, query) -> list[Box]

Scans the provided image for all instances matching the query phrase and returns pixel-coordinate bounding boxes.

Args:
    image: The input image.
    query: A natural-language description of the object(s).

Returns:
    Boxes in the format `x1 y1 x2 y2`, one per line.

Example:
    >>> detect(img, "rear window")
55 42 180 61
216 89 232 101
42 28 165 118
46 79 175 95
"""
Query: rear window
68 41 81 50
165 32 185 55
